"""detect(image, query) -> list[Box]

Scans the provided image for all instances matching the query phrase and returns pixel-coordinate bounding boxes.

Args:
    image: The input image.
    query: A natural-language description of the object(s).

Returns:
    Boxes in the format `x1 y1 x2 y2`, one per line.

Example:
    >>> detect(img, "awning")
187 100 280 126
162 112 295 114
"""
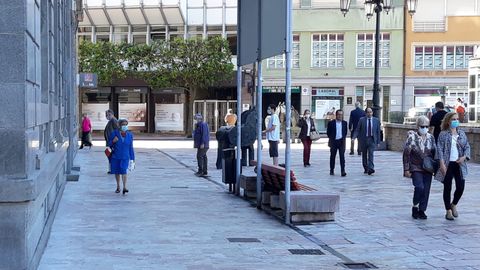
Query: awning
80 0 185 27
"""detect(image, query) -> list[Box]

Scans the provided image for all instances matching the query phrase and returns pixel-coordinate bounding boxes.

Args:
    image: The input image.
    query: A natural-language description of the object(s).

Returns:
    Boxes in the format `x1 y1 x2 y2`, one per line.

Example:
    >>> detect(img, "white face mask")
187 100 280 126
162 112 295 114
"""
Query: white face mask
418 127 428 135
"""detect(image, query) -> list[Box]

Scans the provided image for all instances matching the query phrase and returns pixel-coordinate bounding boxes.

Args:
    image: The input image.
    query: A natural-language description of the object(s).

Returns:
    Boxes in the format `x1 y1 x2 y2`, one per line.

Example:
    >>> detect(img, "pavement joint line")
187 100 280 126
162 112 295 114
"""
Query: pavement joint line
158 147 365 266
155 149 226 189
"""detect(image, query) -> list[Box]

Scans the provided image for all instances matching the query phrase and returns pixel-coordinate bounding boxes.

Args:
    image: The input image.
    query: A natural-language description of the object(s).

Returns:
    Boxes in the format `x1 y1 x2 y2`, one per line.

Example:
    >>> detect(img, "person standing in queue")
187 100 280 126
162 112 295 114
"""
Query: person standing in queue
193 113 210 177
327 110 348 176
297 109 316 167
354 108 381 175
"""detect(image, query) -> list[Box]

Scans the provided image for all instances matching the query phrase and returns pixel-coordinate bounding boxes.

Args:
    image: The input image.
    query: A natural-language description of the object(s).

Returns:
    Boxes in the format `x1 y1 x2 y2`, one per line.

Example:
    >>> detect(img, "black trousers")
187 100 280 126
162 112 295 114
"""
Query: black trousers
196 148 209 173
443 162 465 210
330 139 345 172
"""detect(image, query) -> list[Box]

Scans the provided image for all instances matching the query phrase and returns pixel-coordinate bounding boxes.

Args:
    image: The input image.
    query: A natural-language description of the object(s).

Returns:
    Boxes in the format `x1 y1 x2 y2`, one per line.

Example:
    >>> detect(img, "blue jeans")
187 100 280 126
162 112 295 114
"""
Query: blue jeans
412 171 432 211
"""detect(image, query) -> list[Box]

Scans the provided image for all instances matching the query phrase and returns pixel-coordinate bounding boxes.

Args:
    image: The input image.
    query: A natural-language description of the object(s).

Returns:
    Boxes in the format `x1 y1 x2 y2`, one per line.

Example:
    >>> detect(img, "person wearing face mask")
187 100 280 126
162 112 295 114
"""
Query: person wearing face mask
193 113 210 176
435 112 471 221
297 109 316 167
264 104 280 166
104 109 119 174
403 116 436 219
108 119 135 194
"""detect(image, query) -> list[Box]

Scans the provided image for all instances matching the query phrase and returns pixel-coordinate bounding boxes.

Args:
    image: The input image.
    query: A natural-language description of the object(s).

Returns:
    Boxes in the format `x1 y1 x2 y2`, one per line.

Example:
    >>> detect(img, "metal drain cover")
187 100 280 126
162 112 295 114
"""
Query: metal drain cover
227 238 261 243
288 249 324 255
339 262 377 269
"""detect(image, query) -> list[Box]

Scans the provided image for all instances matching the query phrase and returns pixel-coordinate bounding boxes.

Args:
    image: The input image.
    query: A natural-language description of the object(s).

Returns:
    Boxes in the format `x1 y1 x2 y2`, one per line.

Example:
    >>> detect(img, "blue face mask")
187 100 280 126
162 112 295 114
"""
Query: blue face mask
121 125 128 132
451 120 460 128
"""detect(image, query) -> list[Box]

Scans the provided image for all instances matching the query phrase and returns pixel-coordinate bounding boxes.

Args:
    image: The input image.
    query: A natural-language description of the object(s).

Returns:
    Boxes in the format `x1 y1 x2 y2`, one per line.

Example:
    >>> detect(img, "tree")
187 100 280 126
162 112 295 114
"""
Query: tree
78 37 234 135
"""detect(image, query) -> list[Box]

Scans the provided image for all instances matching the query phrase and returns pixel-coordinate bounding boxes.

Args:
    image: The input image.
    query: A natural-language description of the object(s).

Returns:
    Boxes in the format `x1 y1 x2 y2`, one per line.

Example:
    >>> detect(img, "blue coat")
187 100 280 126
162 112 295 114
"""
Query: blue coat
193 121 210 148
108 129 135 161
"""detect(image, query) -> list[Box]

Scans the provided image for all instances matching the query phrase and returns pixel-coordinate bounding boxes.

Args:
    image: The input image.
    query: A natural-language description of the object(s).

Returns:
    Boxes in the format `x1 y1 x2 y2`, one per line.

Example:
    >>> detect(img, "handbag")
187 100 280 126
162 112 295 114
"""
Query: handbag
309 130 321 141
422 156 439 175
104 147 112 158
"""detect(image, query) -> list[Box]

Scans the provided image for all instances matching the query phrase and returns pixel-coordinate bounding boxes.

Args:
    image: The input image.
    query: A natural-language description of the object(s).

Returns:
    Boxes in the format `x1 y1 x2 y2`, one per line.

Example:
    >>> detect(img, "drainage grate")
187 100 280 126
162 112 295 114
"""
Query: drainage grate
170 186 189 189
227 238 261 243
288 249 324 255
339 262 377 269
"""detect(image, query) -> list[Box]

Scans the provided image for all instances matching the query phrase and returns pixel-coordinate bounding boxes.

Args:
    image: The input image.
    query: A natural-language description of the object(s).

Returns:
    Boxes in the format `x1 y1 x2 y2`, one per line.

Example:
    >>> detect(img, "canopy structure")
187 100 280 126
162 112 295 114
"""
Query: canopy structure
79 0 185 27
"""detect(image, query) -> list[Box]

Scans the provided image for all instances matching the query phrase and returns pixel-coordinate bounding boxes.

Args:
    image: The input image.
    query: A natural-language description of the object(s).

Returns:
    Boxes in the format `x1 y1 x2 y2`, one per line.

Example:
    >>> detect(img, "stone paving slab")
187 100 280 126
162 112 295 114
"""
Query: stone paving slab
147 138 480 270
38 143 345 270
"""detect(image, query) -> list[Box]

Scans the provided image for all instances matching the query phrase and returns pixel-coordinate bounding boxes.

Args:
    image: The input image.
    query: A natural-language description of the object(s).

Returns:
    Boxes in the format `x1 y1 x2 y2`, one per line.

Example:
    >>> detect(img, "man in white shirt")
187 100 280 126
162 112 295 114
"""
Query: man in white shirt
327 110 348 176
265 104 280 165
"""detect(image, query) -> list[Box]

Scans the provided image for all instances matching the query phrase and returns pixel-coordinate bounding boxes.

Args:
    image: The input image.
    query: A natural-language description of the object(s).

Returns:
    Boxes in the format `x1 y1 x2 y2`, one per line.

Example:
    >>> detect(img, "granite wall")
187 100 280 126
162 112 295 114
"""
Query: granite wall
384 123 480 163
0 1 78 269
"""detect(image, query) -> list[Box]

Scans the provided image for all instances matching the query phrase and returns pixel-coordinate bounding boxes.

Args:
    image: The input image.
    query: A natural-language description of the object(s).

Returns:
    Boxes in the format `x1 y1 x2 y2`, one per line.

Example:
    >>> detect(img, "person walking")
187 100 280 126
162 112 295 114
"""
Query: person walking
429 101 448 143
108 119 135 194
435 112 471 221
349 102 365 155
327 110 348 176
193 113 210 176
265 104 280 166
79 113 92 149
297 109 316 167
104 109 119 174
403 116 436 219
354 108 381 175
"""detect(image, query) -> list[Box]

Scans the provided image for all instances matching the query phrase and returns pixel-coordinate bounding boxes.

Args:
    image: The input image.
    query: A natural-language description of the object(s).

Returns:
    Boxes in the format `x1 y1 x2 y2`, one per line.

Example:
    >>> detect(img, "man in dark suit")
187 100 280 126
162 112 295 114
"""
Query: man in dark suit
327 110 348 177
349 101 365 155
354 108 381 175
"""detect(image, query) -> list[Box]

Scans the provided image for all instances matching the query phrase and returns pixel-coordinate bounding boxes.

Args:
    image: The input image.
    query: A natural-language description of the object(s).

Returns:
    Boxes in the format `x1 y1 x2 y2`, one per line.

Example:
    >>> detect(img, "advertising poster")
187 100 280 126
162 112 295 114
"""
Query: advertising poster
81 103 109 130
119 103 147 128
155 104 184 131
315 99 340 120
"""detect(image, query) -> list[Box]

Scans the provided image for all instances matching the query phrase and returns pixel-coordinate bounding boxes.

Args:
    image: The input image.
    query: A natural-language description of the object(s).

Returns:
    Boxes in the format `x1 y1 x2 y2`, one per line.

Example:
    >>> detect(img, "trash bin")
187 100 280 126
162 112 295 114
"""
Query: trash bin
222 148 236 184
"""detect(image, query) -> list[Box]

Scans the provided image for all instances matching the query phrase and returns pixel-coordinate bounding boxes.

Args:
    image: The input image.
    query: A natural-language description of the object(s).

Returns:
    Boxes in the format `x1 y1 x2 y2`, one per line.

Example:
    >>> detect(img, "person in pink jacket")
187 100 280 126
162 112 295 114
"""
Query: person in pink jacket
80 113 92 149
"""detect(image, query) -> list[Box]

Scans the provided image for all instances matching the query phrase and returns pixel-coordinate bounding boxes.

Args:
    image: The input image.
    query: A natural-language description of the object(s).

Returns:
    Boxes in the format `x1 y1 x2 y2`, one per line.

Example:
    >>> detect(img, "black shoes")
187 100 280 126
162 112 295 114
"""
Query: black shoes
412 207 419 219
418 211 427 219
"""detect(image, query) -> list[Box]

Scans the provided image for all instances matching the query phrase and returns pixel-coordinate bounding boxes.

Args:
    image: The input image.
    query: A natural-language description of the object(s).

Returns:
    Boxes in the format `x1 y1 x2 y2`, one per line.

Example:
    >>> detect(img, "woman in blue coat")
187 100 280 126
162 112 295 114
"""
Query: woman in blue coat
108 118 135 194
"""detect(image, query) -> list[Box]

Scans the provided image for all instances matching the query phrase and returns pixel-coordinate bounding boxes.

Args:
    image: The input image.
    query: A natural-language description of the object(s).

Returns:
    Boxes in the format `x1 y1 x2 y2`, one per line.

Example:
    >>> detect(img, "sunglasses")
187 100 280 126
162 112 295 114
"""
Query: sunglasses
420 126 429 128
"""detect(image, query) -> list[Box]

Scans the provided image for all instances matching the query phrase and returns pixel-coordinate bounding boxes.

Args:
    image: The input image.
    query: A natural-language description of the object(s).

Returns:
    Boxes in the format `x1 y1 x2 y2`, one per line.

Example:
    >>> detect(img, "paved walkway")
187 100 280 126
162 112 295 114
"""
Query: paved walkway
39 139 480 270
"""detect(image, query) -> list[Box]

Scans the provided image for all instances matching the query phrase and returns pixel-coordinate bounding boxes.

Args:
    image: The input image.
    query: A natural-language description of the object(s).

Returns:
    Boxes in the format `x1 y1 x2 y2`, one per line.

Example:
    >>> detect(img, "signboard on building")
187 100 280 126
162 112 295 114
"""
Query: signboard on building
119 103 147 128
78 73 98 88
262 86 301 93
154 104 184 131
81 103 109 130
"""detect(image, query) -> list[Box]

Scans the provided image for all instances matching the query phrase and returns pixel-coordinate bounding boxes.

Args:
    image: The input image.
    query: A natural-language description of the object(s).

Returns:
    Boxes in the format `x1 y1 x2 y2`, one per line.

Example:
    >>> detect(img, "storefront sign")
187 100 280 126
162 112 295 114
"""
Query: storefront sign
81 103 109 130
119 103 147 128
78 73 97 88
315 99 340 120
155 104 184 131
262 86 301 93
312 88 341 96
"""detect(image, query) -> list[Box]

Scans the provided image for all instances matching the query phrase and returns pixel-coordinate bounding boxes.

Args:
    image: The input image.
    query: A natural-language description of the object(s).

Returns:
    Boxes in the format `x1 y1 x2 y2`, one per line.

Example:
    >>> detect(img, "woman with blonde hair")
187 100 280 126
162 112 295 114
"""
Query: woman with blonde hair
436 112 471 220
403 116 436 219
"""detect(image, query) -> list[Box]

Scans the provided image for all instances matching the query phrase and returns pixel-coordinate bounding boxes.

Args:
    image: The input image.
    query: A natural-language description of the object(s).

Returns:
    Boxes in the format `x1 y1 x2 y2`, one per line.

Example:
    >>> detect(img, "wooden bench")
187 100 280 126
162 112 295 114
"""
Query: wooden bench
245 161 339 222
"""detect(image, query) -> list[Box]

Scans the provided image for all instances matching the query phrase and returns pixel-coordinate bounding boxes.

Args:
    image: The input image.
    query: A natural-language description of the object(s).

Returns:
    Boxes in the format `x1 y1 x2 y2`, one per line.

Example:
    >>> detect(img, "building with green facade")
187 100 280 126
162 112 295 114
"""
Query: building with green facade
262 0 405 132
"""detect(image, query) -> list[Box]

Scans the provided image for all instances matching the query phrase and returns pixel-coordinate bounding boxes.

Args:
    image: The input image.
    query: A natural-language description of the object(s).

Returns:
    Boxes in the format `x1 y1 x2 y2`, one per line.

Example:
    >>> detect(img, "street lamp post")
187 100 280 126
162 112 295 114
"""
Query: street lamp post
340 0 417 119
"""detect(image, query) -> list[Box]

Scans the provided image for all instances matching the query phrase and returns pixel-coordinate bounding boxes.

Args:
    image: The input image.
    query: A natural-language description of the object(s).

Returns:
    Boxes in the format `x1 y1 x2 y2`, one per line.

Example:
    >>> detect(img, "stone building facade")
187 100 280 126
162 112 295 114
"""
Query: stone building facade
0 1 78 269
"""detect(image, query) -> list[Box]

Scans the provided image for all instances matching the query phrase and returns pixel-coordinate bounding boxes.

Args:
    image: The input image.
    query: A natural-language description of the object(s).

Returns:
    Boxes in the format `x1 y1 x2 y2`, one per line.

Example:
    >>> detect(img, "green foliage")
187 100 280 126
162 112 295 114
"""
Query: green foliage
78 37 234 93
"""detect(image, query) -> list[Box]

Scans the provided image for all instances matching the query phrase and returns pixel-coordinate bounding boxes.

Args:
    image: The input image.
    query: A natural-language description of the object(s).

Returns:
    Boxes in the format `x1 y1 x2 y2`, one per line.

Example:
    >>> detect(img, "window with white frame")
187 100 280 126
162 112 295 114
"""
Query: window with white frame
312 33 344 68
414 45 476 70
267 34 300 69
356 33 390 68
